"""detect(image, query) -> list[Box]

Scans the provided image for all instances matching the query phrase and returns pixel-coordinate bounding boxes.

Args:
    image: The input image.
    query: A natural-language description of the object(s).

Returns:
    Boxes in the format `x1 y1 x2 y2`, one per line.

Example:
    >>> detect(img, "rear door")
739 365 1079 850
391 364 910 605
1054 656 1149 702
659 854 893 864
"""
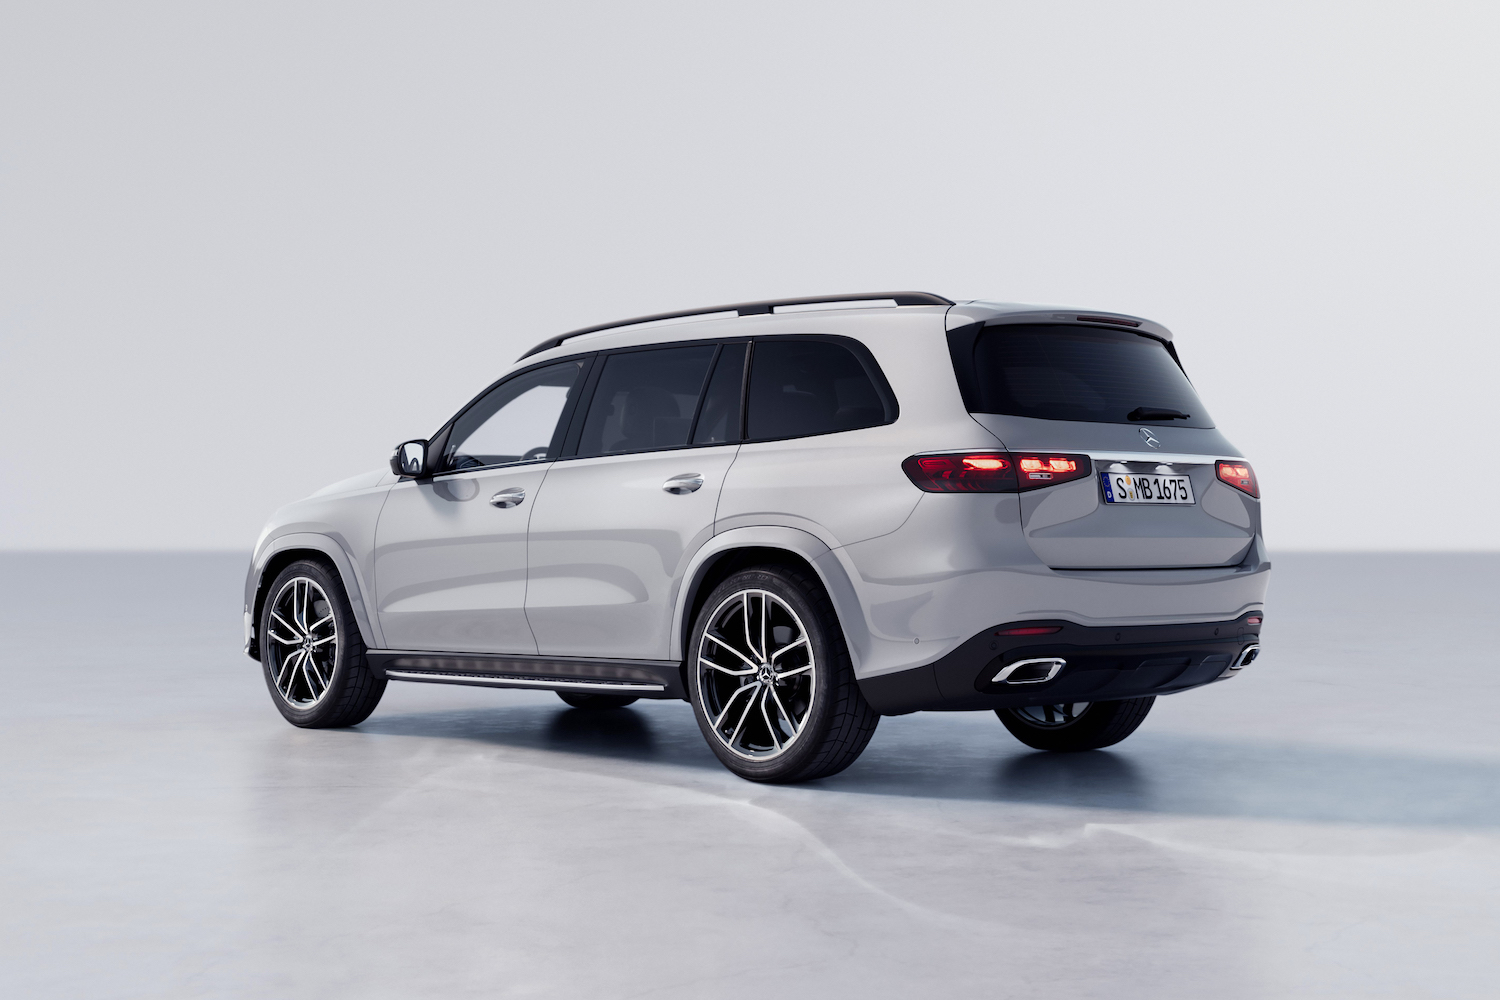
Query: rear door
524 342 744 660
372 357 589 652
953 322 1258 569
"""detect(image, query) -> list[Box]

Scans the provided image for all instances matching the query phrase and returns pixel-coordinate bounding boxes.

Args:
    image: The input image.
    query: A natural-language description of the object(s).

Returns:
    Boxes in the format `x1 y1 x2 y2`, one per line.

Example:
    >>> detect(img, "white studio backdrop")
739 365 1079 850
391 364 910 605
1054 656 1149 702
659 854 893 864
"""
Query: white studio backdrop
1 1 1496 551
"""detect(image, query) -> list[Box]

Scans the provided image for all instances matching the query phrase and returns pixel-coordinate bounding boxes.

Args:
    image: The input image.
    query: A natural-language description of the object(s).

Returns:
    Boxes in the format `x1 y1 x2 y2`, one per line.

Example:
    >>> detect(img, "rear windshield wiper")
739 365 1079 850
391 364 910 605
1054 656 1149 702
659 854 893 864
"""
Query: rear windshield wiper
1127 406 1190 421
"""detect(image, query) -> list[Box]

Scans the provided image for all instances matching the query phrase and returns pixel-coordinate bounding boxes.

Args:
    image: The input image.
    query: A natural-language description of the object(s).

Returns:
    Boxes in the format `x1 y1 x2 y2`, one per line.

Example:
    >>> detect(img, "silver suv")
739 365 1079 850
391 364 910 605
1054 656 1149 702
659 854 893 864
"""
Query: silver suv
244 293 1267 782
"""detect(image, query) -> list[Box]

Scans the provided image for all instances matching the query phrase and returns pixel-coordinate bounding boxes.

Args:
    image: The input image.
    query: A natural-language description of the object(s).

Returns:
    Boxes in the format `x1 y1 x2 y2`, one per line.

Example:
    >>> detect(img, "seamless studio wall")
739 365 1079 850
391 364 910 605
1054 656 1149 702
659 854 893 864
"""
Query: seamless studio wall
1 1 1496 550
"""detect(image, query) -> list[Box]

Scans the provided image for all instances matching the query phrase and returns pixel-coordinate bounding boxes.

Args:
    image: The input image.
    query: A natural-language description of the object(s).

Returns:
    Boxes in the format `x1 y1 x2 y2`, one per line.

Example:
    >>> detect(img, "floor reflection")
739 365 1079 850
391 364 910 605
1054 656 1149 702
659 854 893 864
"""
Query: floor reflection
357 702 1500 829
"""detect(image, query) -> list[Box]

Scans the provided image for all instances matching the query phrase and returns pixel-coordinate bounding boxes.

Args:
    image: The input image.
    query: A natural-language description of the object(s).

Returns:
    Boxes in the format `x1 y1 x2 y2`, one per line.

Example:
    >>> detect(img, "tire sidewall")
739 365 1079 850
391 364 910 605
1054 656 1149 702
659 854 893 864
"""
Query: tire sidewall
688 567 839 781
259 560 361 727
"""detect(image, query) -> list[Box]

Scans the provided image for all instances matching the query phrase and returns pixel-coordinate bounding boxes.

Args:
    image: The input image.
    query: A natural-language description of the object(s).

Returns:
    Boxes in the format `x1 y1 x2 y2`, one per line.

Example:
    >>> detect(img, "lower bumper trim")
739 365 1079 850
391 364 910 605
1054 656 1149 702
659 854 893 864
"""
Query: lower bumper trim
860 612 1262 715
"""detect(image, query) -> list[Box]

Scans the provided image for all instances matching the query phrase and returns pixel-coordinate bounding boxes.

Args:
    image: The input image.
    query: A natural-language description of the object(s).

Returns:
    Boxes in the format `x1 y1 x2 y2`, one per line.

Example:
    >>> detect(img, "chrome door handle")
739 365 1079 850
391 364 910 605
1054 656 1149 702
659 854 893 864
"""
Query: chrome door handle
490 487 526 508
662 473 705 495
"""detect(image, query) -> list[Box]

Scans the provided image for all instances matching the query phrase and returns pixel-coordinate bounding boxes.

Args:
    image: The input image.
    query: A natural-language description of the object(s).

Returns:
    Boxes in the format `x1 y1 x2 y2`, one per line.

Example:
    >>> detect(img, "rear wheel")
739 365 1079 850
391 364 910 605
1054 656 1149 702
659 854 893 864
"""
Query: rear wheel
688 565 878 783
259 559 386 728
557 691 639 710
996 697 1154 751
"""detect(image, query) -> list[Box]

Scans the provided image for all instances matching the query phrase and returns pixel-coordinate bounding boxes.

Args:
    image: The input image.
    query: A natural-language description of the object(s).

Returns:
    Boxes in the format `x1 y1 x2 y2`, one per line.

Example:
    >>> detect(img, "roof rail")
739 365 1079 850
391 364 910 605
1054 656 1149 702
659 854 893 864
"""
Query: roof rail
517 291 954 360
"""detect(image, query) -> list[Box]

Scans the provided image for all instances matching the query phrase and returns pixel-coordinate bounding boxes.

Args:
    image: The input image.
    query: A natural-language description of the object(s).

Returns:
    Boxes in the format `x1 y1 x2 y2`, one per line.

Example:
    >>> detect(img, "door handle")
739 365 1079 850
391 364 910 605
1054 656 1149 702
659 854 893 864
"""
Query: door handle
662 473 705 495
490 487 526 508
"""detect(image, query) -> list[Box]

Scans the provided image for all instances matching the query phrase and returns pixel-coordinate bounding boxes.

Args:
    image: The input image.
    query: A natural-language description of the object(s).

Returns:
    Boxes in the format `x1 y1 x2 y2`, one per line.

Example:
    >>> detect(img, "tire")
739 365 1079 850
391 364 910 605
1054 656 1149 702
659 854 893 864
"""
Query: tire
996 697 1155 751
688 565 879 783
258 559 387 728
557 691 639 710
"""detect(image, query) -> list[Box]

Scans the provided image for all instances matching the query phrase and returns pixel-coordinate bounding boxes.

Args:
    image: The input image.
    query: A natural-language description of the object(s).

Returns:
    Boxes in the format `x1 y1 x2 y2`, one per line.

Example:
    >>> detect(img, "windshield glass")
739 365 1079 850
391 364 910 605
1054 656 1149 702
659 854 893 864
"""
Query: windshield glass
961 324 1213 428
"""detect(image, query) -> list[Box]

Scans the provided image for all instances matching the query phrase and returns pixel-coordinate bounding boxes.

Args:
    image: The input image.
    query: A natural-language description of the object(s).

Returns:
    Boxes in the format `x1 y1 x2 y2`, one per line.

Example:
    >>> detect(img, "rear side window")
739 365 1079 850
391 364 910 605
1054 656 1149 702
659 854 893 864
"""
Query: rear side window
746 339 894 441
576 344 717 456
960 324 1213 428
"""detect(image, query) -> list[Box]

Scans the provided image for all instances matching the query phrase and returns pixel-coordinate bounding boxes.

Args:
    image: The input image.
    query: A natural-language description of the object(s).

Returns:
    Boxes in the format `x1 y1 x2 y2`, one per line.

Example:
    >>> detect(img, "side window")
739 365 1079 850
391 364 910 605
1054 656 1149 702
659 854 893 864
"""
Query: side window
443 359 586 471
576 344 717 457
691 343 747 445
746 339 891 442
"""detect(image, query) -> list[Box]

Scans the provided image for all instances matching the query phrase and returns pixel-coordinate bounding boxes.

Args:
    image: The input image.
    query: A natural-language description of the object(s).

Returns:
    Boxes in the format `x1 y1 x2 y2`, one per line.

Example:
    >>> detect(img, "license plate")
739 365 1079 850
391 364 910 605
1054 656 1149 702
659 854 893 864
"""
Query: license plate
1100 472 1195 505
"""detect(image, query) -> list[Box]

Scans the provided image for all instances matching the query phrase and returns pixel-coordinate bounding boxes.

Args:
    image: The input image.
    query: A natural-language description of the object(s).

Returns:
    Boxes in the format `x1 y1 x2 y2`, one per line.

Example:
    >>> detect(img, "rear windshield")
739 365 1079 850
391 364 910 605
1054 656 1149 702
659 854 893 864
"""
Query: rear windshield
958 324 1213 428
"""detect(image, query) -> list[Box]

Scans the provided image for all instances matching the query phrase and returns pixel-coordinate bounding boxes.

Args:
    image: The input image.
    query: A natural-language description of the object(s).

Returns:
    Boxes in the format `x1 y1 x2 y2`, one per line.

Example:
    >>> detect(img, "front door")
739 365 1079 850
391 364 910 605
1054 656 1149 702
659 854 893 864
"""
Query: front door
525 342 744 660
373 357 589 653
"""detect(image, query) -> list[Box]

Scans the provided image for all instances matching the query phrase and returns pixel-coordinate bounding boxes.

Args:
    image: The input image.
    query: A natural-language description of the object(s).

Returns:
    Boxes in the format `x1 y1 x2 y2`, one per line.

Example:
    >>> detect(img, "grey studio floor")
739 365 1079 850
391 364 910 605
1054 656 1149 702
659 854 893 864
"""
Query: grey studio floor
3 554 1498 999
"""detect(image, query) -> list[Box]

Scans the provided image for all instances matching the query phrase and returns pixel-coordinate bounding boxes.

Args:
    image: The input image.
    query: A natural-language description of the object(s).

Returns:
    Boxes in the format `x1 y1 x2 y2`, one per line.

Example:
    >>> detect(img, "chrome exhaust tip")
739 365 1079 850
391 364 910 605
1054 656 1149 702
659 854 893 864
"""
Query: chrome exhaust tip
1219 643 1260 678
993 657 1066 685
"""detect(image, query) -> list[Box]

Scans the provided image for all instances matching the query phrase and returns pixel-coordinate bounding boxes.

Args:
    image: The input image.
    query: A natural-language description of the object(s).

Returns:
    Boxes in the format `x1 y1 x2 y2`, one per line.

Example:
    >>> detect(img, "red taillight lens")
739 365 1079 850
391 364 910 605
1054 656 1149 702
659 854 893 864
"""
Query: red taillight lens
903 453 1090 492
1012 455 1090 488
1216 460 1259 498
901 453 1017 492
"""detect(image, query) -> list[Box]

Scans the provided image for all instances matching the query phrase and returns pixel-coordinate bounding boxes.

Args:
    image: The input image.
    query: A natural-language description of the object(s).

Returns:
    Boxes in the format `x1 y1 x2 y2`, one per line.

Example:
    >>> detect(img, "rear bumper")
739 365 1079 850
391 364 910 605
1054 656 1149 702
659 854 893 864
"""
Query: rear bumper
858 612 1262 715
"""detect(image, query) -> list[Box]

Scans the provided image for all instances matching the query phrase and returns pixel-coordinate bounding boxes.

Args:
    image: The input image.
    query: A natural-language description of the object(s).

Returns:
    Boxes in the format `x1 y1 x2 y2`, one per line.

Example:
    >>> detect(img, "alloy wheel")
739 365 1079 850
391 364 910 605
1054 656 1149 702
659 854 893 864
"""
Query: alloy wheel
696 589 816 760
266 577 339 708
1012 702 1092 728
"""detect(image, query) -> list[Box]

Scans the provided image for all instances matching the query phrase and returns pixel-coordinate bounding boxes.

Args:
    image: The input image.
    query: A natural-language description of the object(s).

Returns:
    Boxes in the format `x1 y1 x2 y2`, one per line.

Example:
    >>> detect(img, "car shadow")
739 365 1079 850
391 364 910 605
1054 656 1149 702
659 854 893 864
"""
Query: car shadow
355 703 1500 829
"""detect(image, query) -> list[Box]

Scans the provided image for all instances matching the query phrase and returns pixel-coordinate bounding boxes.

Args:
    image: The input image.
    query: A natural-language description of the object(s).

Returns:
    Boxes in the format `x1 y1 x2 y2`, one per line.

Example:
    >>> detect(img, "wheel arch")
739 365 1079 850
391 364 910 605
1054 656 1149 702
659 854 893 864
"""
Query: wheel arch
245 532 381 660
670 527 869 674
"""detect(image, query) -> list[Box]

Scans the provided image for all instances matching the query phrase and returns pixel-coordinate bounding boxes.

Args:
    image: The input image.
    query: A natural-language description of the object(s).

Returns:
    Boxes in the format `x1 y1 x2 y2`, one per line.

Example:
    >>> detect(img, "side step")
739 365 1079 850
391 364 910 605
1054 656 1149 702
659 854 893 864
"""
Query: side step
384 670 665 694
366 649 685 699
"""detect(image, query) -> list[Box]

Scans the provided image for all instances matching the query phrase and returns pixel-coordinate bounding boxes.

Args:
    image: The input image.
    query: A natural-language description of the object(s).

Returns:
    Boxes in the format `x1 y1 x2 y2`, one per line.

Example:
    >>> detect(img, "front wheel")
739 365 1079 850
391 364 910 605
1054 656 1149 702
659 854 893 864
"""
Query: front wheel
688 565 878 783
996 697 1154 751
259 559 386 728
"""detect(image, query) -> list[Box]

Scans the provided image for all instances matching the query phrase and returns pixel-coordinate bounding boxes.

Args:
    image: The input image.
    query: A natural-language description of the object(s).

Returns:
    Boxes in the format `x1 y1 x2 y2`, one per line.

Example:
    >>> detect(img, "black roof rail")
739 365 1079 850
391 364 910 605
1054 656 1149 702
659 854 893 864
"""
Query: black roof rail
517 291 954 361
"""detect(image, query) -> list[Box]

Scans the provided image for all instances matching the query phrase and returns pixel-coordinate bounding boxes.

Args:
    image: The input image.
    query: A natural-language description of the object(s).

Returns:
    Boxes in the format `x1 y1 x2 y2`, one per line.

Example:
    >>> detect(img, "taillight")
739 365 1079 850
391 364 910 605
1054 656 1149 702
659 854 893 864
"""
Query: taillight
902 452 1091 493
1012 455 1091 488
1216 460 1259 498
901 453 1017 492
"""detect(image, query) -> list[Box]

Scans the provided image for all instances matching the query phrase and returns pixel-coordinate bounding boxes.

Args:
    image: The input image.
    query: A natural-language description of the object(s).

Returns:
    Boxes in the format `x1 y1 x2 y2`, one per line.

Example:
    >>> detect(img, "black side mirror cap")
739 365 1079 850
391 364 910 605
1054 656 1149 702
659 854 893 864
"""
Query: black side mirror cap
390 439 428 478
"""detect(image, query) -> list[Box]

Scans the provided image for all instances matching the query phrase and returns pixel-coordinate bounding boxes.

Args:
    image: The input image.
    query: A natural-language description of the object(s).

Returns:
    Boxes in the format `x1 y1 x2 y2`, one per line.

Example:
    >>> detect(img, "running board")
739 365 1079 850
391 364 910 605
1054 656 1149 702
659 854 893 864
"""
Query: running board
385 670 666 694
367 649 685 700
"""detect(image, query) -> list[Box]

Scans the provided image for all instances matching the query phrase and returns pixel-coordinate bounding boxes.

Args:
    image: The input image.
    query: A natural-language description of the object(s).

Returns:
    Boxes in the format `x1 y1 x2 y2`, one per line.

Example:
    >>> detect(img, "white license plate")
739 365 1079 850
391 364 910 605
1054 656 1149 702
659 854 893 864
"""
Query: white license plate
1101 472 1195 505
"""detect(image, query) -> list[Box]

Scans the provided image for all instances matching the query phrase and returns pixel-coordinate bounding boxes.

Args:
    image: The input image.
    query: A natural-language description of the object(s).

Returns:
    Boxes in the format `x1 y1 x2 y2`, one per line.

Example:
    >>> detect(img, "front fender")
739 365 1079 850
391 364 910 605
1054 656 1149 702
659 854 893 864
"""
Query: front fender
244 529 384 656
668 525 870 673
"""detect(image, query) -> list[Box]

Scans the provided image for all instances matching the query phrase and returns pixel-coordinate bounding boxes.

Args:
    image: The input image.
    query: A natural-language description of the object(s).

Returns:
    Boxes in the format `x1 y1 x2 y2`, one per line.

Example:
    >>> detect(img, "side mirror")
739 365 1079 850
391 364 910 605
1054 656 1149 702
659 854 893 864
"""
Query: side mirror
390 439 428 478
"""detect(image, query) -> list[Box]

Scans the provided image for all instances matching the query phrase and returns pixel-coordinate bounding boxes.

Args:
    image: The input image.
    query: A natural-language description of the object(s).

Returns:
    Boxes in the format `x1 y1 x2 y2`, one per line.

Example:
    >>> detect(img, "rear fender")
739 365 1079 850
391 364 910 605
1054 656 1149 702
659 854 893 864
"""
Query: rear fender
670 526 869 672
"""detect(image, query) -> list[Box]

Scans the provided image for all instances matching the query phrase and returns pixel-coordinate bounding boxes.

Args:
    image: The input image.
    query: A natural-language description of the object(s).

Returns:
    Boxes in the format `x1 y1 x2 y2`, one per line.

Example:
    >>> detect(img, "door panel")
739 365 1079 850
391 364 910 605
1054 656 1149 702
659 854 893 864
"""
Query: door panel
525 447 737 659
373 466 550 652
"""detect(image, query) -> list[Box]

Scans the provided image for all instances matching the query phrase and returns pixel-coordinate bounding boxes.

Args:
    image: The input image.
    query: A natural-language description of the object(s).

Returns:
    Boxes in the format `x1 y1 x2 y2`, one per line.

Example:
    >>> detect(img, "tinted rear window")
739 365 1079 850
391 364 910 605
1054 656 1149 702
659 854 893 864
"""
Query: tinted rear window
747 339 893 441
960 324 1213 428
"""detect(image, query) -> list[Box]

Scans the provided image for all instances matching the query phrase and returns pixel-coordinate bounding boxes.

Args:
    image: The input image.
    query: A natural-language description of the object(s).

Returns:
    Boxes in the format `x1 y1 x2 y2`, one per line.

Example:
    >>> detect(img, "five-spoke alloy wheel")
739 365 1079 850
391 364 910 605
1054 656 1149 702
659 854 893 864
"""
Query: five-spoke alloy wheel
258 559 386 728
696 588 818 761
688 566 878 783
266 576 339 708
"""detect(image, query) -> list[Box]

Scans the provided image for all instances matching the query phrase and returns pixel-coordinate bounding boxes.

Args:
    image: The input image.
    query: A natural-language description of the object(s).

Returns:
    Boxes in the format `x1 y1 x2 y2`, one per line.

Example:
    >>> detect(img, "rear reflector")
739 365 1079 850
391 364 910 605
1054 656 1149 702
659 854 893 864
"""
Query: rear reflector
903 452 1090 492
996 626 1063 636
1246 616 1262 625
1216 460 1260 498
